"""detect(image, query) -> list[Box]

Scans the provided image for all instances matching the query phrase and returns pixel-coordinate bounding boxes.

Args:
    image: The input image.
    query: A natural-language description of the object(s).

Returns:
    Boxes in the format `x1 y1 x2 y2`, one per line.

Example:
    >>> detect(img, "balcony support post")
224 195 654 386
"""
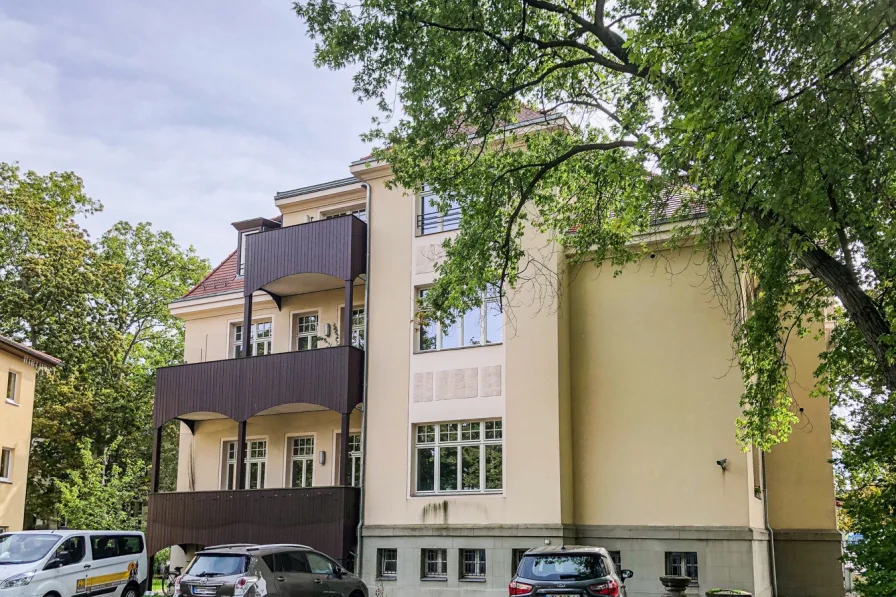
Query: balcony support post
150 425 162 493
343 280 353 346
236 420 247 489
242 293 253 357
340 412 351 485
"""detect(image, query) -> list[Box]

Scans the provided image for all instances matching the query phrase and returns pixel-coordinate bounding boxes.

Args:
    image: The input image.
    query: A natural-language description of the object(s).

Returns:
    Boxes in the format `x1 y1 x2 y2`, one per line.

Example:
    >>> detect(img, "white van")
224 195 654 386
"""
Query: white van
0 530 147 597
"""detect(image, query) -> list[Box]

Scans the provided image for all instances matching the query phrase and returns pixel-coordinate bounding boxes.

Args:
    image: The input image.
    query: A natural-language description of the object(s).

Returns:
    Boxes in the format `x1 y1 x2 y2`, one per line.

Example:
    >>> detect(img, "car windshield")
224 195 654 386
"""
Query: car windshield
519 554 606 581
0 534 61 565
185 555 249 578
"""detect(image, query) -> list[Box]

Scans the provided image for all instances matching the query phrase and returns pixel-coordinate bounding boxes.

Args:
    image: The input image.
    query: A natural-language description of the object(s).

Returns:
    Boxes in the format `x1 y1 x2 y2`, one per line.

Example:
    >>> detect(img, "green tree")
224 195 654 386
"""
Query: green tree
294 1 895 588
0 163 209 523
56 438 148 531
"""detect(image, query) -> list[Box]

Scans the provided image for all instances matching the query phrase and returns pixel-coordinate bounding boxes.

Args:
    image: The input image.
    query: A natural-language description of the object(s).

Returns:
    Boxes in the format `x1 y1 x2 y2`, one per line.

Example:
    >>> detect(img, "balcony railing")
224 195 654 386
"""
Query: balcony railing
146 487 360 562
153 346 364 427
243 215 366 298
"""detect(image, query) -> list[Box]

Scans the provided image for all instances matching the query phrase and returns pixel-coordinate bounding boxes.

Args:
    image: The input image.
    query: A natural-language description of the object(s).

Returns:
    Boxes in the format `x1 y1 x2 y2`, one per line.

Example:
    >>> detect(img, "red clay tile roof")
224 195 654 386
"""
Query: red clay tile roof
0 335 61 367
182 250 243 299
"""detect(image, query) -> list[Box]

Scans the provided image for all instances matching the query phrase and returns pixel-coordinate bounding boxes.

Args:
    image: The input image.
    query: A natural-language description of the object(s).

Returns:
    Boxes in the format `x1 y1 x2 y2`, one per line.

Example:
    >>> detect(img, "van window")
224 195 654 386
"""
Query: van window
119 536 144 556
91 536 121 560
0 533 60 564
51 536 86 567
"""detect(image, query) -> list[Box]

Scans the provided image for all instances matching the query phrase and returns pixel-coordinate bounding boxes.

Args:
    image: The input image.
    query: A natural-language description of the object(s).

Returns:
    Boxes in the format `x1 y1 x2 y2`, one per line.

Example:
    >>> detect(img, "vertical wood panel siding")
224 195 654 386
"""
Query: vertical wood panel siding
244 215 367 295
153 346 364 427
146 487 361 563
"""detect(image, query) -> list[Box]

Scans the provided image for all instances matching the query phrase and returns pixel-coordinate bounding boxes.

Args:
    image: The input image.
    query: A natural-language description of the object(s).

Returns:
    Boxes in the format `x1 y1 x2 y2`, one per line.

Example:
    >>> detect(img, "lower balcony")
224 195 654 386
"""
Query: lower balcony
146 487 360 565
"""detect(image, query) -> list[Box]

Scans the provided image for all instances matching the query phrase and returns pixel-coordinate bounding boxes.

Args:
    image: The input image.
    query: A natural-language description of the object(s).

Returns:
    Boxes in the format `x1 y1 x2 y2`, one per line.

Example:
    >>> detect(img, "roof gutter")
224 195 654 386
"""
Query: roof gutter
355 181 372 577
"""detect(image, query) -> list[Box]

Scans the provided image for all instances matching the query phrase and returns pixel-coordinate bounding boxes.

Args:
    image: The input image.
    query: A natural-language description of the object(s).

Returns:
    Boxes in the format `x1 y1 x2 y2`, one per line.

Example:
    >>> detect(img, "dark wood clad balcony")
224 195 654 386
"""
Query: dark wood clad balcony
243 215 367 299
146 487 360 563
153 346 364 427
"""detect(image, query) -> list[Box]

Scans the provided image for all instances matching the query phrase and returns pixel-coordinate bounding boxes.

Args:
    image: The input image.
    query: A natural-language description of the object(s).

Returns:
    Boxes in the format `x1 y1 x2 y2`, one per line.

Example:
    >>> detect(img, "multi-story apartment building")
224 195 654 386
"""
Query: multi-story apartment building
0 336 60 532
147 119 844 597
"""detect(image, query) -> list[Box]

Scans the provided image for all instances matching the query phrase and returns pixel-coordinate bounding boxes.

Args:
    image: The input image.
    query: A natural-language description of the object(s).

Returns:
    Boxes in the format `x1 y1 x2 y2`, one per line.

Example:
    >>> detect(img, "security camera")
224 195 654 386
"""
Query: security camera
716 458 728 471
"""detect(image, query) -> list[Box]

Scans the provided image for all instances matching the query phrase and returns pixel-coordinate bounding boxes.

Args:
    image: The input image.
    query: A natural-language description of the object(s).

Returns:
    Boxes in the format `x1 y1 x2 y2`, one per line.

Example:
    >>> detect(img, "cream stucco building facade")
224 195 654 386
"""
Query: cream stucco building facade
152 139 844 597
0 336 60 533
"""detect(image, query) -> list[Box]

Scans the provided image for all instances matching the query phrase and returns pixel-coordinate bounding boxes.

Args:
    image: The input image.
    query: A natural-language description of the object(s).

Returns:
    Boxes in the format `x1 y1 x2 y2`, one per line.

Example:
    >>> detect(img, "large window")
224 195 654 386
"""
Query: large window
421 549 448 580
5 371 18 404
294 314 319 351
460 549 486 581
665 552 698 584
417 187 460 235
223 440 267 490
350 308 365 350
418 287 502 351
289 436 315 488
325 207 366 222
415 420 502 494
0 448 11 482
232 320 272 358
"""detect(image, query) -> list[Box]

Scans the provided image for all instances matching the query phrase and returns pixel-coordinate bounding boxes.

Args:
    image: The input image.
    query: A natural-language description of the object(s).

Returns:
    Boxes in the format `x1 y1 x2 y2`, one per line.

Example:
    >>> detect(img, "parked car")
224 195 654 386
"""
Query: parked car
0 529 147 597
509 545 633 596
175 544 367 597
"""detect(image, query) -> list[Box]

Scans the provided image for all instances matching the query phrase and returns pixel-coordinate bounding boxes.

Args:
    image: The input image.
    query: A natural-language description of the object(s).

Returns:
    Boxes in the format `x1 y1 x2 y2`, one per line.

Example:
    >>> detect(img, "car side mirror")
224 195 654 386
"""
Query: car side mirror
45 558 65 570
621 569 634 580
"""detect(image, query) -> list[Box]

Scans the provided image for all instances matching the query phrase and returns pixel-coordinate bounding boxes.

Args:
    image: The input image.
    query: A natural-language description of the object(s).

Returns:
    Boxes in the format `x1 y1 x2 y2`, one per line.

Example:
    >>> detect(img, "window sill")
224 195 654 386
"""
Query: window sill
5 400 19 406
416 342 503 355
0 478 12 485
375 577 397 582
459 577 487 583
411 490 503 498
420 577 448 582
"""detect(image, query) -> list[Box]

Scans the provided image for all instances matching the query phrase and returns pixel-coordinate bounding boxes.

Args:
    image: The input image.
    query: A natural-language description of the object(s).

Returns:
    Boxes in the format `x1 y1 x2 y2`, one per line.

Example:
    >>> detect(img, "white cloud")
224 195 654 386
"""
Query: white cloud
0 0 379 264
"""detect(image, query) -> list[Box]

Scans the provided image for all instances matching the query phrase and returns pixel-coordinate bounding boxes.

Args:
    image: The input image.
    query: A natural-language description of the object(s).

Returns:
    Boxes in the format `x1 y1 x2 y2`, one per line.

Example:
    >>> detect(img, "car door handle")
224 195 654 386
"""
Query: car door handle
276 577 286 582
313 579 322 584
84 565 91 569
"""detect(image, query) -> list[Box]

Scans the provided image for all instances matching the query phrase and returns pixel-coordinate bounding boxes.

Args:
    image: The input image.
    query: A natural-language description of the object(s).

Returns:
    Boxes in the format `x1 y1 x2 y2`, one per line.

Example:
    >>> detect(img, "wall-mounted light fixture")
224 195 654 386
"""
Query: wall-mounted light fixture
319 451 327 465
324 323 332 337
716 458 728 472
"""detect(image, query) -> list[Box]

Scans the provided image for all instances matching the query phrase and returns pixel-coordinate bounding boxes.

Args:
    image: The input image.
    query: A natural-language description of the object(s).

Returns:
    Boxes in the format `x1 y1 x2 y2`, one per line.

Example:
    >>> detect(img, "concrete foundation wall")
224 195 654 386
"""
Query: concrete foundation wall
773 530 845 597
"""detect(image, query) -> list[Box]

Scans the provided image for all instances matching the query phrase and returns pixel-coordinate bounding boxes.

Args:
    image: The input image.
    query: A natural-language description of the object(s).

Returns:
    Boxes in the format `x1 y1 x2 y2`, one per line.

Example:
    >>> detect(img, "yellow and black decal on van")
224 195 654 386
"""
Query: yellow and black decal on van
75 562 138 596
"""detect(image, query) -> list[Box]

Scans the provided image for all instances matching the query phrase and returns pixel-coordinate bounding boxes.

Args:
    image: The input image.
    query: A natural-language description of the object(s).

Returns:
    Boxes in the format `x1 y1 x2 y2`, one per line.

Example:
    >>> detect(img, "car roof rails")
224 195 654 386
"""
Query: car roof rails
204 543 259 550
246 544 312 551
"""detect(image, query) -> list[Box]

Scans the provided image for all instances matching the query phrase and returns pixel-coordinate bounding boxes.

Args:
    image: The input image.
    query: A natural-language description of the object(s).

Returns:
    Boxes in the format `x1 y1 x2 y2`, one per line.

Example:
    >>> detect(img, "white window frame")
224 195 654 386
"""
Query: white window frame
417 186 460 236
221 437 268 490
340 306 366 350
421 548 448 579
230 318 273 359
288 435 316 488
0 448 12 482
413 420 503 495
333 430 362 487
377 548 397 579
238 230 260 277
322 205 366 222
5 370 19 405
665 552 699 584
460 549 486 580
292 312 320 352
417 288 502 352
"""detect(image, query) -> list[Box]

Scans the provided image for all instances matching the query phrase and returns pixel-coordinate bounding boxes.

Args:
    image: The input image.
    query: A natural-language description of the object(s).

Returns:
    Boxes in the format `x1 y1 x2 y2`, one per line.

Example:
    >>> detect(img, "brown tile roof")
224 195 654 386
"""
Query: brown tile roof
182 250 243 299
0 335 61 367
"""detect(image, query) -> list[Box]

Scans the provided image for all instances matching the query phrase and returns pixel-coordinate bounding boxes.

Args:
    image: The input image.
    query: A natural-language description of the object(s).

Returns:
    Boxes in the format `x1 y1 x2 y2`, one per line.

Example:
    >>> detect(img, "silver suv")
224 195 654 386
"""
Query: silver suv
176 544 368 597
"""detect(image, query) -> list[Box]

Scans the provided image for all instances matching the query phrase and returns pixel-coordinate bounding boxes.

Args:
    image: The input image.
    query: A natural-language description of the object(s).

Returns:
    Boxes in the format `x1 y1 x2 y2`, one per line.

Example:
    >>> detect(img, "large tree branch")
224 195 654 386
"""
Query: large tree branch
753 211 896 391
523 0 633 65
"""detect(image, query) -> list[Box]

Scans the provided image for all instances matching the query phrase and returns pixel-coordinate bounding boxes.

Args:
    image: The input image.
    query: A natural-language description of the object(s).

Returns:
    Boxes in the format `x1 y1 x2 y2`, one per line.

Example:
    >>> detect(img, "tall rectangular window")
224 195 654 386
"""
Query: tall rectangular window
417 286 502 351
232 321 272 358
238 230 259 277
350 308 365 350
377 549 397 579
421 549 448 579
460 549 486 580
665 552 698 584
5 371 18 404
349 433 362 487
415 421 502 494
0 448 12 481
289 437 315 488
223 440 266 490
294 314 319 351
417 187 460 235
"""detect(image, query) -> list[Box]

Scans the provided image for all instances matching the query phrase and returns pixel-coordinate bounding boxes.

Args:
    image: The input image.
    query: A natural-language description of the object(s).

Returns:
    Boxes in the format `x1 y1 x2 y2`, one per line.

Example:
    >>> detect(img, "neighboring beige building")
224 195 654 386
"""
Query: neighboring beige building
148 114 843 597
0 336 60 532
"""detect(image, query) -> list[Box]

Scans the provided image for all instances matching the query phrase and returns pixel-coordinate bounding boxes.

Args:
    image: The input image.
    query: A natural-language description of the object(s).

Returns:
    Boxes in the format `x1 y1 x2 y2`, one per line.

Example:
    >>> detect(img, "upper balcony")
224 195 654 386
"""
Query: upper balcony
243 215 367 302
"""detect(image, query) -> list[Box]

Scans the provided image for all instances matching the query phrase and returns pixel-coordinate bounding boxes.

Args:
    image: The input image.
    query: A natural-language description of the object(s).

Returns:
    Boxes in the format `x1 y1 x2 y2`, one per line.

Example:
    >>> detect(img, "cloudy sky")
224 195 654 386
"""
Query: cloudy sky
0 1 379 266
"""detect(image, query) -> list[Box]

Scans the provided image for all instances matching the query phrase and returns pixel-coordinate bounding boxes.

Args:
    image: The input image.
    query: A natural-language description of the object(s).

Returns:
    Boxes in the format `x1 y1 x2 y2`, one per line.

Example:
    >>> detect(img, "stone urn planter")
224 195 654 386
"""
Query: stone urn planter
705 591 752 597
660 576 693 596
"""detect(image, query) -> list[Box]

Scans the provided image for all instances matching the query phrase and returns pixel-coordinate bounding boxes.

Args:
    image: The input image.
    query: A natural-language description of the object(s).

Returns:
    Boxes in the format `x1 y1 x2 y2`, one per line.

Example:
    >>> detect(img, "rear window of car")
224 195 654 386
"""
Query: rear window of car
186 555 249 577
518 554 607 581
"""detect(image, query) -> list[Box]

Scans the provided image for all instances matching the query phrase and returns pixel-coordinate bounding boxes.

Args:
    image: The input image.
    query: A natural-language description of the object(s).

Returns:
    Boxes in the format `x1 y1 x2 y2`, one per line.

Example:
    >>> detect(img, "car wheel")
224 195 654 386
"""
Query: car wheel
122 583 140 597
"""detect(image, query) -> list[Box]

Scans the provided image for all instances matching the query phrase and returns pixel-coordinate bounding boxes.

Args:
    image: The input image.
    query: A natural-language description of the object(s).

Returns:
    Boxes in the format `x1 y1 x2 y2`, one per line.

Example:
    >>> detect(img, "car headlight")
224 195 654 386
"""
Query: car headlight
0 571 36 589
